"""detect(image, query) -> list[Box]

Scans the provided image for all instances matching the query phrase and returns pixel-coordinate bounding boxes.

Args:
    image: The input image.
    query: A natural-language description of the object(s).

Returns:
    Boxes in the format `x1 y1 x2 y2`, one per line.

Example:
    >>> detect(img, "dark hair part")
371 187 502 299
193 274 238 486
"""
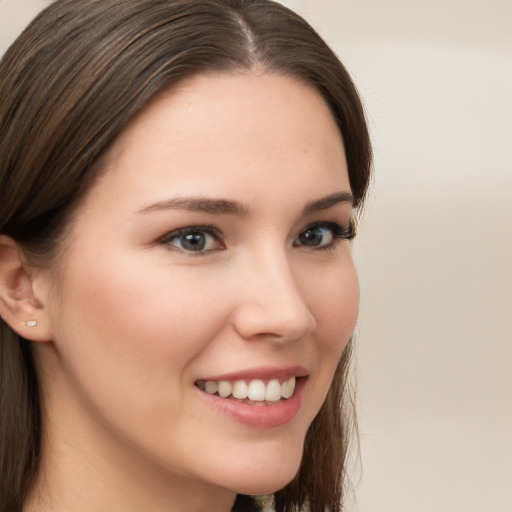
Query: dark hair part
0 1 371 510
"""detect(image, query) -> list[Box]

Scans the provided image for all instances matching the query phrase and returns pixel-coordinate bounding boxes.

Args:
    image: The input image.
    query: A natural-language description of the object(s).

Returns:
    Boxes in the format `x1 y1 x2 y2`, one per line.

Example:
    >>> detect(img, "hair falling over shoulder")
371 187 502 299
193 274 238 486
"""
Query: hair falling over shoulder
0 1 371 510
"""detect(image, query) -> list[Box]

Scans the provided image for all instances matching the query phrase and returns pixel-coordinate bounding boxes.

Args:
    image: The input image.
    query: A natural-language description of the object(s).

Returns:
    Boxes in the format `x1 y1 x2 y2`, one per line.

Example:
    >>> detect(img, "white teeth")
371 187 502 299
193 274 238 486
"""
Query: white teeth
232 380 248 399
200 376 297 402
204 381 218 394
265 379 282 401
248 380 266 401
282 377 296 399
217 381 232 398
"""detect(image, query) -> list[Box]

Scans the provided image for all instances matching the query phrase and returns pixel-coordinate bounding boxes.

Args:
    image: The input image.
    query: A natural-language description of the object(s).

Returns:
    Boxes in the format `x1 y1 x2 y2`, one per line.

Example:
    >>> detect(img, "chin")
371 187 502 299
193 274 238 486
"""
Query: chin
232 477 295 497
225 451 303 496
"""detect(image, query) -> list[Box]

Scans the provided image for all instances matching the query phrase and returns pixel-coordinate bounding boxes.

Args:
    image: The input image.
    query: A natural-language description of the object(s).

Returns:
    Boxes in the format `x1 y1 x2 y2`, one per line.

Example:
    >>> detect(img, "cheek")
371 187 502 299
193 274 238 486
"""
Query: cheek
52 251 231 407
47 251 242 470
297 254 359 413
307 256 359 354
61 250 226 340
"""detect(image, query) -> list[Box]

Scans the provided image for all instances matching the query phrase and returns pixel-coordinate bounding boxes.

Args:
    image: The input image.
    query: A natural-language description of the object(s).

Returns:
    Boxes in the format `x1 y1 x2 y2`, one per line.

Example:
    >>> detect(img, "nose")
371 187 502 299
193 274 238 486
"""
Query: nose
231 250 316 343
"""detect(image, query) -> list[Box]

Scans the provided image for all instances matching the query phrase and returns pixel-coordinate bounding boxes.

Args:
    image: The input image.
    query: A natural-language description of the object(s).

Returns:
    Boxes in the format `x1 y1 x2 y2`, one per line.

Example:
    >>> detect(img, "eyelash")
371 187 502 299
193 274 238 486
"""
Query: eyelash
158 221 355 255
295 221 355 252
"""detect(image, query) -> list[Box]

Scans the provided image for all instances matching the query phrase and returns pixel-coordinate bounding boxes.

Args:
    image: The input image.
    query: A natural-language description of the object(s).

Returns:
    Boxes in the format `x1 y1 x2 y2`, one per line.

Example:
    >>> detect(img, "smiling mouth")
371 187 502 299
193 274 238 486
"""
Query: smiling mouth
195 377 297 405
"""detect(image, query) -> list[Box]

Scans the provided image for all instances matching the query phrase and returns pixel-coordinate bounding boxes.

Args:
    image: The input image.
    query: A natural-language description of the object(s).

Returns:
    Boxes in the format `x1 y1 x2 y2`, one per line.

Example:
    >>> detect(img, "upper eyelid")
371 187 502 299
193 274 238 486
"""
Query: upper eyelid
160 225 223 241
299 219 353 233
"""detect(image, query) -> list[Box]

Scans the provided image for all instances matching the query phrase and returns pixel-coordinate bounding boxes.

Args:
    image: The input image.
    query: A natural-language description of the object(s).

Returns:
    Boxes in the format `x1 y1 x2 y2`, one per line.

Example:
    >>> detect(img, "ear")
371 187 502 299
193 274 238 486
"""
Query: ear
0 235 53 342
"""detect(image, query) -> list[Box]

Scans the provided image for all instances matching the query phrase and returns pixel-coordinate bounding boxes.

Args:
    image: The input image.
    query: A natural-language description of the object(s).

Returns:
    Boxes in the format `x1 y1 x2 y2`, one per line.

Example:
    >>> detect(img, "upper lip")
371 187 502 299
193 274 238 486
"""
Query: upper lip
197 365 308 382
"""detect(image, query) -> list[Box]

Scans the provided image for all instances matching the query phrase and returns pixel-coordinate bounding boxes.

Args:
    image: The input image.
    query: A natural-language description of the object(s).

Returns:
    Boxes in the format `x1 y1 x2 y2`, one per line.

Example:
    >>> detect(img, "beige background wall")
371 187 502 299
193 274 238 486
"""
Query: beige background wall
1 1 511 511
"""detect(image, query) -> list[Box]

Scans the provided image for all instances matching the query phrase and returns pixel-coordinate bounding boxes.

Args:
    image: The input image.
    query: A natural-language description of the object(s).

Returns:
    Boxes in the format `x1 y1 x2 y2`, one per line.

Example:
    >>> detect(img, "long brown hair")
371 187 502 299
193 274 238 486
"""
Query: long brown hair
0 1 372 510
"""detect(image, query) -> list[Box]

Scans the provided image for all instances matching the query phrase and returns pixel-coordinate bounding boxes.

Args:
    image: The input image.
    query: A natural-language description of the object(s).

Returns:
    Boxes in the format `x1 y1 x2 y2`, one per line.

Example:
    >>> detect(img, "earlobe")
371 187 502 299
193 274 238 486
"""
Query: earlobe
0 235 53 342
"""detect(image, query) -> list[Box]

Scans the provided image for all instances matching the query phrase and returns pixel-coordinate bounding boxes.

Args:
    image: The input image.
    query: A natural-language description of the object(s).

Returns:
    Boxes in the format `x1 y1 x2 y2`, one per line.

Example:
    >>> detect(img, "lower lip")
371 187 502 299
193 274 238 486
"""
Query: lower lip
196 378 305 428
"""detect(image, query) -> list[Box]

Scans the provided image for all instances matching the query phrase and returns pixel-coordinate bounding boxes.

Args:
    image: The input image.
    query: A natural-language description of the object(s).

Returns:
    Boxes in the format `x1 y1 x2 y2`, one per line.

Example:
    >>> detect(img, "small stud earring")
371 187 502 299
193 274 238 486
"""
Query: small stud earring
22 320 37 327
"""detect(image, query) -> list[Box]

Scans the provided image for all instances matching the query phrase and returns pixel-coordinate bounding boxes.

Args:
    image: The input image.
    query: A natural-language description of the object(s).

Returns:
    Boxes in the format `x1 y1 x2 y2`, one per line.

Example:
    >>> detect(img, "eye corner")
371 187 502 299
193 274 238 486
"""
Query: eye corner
345 218 357 241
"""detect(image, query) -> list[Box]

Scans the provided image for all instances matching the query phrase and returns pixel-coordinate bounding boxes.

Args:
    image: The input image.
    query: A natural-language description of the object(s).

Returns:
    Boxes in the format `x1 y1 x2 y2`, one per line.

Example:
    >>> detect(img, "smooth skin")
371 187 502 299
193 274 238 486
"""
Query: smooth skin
0 73 359 512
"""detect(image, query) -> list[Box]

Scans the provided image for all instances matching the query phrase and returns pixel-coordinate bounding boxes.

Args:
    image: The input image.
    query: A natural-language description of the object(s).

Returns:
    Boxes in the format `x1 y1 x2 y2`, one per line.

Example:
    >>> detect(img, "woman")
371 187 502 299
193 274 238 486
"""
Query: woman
0 1 372 511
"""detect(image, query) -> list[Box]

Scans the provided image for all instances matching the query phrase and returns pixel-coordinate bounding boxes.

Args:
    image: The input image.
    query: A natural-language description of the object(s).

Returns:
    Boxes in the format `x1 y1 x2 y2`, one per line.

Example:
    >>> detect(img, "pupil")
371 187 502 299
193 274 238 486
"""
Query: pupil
300 228 322 246
182 232 205 251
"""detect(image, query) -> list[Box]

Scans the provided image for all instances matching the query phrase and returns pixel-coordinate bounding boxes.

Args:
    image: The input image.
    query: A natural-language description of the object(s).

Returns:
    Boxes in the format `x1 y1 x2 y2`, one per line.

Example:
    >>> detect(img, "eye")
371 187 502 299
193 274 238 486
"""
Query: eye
293 222 354 250
159 227 224 253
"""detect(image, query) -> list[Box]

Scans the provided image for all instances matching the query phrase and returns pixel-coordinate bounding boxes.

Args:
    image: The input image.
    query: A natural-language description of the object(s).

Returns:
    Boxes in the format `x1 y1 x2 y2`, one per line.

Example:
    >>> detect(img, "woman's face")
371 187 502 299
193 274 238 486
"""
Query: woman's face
37 73 359 498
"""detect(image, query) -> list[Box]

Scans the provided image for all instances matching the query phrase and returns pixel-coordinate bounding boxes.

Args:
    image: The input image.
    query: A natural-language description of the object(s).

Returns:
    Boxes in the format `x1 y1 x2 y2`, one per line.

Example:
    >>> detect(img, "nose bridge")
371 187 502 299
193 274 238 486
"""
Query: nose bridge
233 243 316 342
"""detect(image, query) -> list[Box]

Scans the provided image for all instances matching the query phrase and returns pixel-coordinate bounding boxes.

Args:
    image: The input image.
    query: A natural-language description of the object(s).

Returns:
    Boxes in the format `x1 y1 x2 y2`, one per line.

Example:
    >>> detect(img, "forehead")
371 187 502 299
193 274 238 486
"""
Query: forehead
84 73 349 214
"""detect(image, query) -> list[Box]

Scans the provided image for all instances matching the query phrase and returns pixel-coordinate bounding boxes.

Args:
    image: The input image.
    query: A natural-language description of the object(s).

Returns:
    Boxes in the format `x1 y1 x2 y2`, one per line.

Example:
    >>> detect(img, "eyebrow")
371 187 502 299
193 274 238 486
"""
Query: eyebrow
137 197 249 217
137 191 353 217
303 191 354 213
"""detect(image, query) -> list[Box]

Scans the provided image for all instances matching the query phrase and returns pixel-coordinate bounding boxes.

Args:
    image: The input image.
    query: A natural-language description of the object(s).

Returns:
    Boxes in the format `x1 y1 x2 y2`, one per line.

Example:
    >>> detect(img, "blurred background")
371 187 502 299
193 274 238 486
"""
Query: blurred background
1 1 511 511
